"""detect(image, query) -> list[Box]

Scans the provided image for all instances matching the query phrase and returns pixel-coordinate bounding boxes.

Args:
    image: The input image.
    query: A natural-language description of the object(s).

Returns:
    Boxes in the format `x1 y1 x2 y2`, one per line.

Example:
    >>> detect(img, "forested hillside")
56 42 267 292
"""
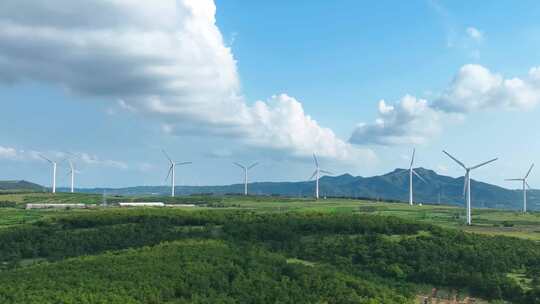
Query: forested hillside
1 209 539 303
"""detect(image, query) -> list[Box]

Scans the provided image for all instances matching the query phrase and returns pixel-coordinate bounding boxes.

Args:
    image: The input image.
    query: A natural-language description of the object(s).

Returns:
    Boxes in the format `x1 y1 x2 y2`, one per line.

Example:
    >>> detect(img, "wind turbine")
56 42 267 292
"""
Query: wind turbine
66 159 82 193
408 148 427 206
443 150 497 225
233 162 259 196
162 149 192 197
309 153 333 200
506 163 534 213
63 152 82 193
39 154 57 194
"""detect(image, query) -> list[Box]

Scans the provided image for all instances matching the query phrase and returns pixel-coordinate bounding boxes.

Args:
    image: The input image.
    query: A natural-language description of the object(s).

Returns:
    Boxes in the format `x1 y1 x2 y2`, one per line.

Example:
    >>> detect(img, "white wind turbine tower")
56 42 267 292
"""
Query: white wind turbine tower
309 153 333 200
39 154 57 194
506 163 534 213
233 162 259 196
443 150 497 225
67 159 80 193
408 148 427 206
162 149 192 197
64 153 82 193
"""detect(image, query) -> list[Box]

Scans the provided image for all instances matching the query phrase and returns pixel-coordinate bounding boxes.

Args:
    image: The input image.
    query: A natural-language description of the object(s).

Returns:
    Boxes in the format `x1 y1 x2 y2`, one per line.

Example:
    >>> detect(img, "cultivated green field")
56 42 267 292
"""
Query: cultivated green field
220 198 540 241
1 192 540 241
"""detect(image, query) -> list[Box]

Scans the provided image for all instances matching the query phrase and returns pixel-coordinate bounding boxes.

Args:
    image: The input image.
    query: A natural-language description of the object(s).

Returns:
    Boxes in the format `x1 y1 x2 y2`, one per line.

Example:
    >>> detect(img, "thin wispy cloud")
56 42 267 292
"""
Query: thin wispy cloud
466 27 483 42
0 146 17 160
137 162 156 173
427 0 457 47
76 153 129 170
428 1 484 58
0 146 128 169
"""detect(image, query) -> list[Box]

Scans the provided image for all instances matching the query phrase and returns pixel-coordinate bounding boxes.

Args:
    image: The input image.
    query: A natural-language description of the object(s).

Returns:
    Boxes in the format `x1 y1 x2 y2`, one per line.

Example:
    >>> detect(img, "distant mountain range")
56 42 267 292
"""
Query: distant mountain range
51 167 539 211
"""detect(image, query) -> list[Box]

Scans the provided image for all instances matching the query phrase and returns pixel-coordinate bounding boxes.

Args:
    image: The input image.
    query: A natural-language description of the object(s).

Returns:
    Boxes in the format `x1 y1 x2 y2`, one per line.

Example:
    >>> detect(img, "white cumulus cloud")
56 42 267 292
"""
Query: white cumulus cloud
247 94 373 161
434 64 540 112
351 64 540 146
349 95 441 146
0 0 371 164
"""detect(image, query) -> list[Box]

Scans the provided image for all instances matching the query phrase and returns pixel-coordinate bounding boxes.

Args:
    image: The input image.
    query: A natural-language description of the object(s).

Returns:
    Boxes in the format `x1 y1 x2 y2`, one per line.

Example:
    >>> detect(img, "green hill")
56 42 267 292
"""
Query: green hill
0 180 44 192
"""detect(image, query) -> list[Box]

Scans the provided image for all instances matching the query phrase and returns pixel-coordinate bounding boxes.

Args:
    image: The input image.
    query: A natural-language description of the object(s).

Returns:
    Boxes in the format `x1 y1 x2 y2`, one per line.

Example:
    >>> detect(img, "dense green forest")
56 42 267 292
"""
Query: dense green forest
0 209 539 303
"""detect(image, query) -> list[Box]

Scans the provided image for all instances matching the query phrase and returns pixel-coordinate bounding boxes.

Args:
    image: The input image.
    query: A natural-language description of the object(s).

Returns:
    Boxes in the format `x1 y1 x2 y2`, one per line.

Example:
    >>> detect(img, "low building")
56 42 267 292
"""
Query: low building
118 202 165 207
26 203 87 210
165 204 196 208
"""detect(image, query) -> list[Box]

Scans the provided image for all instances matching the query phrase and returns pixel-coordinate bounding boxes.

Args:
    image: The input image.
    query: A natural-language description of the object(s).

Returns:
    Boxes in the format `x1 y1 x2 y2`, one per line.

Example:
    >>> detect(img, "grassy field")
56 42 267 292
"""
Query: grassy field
1 192 540 241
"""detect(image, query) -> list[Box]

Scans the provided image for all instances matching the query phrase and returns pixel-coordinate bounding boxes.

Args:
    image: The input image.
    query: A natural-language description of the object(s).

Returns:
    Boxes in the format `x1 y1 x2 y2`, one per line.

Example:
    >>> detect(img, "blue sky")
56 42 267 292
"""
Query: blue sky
1 0 540 188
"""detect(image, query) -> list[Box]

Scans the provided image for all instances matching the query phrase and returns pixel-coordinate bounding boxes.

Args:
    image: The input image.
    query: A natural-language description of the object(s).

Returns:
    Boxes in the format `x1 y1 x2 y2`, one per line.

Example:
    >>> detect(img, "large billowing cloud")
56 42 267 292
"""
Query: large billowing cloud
350 64 540 146
248 94 364 160
0 0 372 163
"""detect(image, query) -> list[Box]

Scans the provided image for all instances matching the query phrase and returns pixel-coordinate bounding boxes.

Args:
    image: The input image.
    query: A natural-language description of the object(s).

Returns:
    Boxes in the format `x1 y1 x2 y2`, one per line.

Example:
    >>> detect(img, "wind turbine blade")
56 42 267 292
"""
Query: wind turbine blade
313 153 319 167
161 149 173 163
309 170 317 180
39 154 53 163
248 162 259 170
175 161 192 166
412 169 427 183
463 173 469 197
525 163 534 179
320 170 333 175
526 182 532 189
505 178 523 181
470 158 498 170
442 150 467 169
164 165 173 183
410 148 415 169
233 162 246 170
